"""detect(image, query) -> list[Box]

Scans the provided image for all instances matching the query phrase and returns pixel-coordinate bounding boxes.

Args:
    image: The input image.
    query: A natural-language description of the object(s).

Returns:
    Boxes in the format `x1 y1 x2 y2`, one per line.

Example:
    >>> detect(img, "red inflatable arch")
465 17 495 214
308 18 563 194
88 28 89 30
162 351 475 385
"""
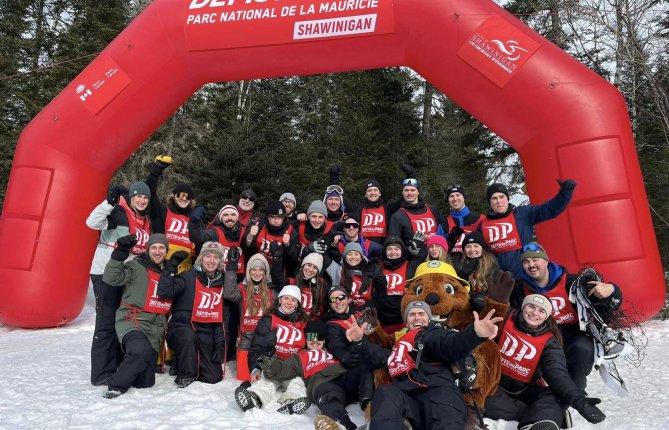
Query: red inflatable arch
0 0 663 327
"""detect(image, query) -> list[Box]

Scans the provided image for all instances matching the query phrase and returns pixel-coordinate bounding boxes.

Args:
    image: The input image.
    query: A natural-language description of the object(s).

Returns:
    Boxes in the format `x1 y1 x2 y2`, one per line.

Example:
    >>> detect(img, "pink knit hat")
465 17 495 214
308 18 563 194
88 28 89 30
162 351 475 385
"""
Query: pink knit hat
426 235 448 252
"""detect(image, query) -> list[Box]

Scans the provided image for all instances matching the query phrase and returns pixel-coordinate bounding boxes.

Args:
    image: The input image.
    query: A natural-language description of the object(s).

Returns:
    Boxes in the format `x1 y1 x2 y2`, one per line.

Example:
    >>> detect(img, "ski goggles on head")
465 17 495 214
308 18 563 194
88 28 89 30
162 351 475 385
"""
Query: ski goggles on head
329 294 347 304
326 185 344 195
402 178 419 187
175 192 192 201
447 184 463 190
306 333 325 341
522 243 544 253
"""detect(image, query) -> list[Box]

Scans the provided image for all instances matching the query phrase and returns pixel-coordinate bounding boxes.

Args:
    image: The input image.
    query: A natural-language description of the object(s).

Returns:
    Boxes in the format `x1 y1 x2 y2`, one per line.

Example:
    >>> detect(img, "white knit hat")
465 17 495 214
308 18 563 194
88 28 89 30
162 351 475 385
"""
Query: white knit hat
301 253 323 273
278 285 302 302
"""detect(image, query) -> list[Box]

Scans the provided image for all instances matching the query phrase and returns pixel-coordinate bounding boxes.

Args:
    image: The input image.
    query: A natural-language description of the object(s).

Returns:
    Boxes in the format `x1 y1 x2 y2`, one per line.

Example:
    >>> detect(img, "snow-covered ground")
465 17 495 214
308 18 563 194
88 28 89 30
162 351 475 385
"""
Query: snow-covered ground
1 287 668 430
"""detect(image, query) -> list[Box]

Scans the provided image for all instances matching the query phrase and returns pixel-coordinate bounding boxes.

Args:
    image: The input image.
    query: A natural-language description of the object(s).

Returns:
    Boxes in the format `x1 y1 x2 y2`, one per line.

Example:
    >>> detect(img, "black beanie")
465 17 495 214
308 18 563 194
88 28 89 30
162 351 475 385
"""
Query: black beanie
445 184 466 201
172 183 194 197
364 179 381 191
487 183 509 201
265 199 285 216
462 231 487 249
240 188 256 200
305 319 326 336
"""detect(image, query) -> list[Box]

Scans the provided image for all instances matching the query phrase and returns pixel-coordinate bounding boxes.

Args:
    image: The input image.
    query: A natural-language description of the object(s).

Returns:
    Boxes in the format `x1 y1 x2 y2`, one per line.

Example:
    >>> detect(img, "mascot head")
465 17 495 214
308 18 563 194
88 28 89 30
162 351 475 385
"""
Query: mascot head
402 260 473 330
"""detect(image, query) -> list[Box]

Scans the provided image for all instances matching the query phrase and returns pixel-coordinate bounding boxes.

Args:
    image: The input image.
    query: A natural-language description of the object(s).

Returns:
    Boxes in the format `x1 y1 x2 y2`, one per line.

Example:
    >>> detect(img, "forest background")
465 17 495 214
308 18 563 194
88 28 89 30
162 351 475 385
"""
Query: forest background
1 0 667 295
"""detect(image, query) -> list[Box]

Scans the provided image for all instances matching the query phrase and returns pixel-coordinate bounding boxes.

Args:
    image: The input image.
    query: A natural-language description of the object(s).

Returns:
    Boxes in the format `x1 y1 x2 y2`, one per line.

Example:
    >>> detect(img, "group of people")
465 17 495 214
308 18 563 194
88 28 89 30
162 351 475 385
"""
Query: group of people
87 156 623 430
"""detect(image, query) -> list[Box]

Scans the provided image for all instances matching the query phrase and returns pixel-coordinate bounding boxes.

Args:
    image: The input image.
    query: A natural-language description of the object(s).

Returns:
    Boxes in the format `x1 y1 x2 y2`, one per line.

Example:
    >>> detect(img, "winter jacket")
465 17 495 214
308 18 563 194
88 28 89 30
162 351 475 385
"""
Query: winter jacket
388 199 446 245
325 258 387 311
480 186 573 278
247 307 307 374
354 321 486 393
102 254 168 352
157 265 241 347
263 349 348 402
323 306 363 364
497 311 582 405
86 195 149 275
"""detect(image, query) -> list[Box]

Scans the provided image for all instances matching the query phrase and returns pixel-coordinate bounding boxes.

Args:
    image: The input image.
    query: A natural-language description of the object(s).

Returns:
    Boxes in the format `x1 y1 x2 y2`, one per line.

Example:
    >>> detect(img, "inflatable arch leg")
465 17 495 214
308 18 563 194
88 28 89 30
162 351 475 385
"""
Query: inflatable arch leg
0 0 663 327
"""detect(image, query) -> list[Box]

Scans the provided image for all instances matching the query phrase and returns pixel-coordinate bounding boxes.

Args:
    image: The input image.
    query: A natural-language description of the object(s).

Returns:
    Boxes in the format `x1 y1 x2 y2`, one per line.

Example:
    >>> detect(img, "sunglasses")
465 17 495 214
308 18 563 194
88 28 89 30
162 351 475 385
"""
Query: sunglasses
402 178 419 186
329 294 347 303
175 192 192 200
345 223 360 229
522 243 544 253
241 196 255 202
306 333 325 341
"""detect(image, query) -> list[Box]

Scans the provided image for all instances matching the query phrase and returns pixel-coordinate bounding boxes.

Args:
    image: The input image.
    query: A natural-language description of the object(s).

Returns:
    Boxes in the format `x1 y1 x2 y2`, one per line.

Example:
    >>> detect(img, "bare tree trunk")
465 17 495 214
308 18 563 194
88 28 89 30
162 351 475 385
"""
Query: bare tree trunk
421 80 434 139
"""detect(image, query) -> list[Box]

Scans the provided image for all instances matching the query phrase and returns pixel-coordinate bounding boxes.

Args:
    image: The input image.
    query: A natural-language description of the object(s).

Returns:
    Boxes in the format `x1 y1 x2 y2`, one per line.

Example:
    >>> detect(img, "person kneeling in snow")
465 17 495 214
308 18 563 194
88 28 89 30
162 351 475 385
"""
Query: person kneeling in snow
101 233 181 398
234 285 310 415
157 241 241 388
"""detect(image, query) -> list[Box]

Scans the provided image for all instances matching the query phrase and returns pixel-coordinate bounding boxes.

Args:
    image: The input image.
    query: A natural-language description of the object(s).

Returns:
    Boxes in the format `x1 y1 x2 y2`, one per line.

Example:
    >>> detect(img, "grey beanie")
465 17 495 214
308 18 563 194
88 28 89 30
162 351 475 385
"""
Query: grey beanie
301 253 324 273
129 181 151 199
245 253 270 279
280 192 297 205
194 241 225 270
404 301 433 321
307 200 328 217
146 233 168 250
343 242 364 258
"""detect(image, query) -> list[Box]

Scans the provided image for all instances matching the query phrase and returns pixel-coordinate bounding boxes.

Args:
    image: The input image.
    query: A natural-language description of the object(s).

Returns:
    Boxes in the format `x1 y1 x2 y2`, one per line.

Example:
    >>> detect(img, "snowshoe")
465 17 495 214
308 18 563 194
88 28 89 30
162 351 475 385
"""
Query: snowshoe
277 396 311 415
235 384 261 412
520 421 559 430
174 376 196 389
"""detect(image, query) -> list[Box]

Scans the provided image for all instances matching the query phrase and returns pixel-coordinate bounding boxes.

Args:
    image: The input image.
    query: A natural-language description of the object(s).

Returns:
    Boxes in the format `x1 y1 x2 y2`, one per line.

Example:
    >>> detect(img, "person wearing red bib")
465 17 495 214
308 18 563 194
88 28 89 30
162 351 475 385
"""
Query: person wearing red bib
157 241 241 388
273 252 331 321
87 181 153 386
479 180 575 278
442 184 484 258
345 301 501 430
237 188 258 228
101 233 183 398
510 243 622 393
388 163 445 247
225 252 278 382
143 155 197 274
333 214 383 261
257 319 372 430
235 285 310 414
485 294 606 430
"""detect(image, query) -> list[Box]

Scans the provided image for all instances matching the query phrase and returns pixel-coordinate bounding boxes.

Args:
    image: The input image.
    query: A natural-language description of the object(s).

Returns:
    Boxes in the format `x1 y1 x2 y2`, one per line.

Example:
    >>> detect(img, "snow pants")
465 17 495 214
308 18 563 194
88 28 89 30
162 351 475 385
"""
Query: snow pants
90 274 124 385
370 383 467 430
562 329 595 392
314 371 361 430
249 375 307 408
167 325 223 384
108 330 158 391
225 300 240 361
484 385 565 429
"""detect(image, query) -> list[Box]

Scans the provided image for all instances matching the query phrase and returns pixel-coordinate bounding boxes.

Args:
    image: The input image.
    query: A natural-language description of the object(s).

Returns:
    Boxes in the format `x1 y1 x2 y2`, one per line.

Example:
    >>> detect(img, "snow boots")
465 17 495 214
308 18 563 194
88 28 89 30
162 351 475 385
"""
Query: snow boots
174 376 196 389
520 421 559 430
277 396 311 415
235 382 262 412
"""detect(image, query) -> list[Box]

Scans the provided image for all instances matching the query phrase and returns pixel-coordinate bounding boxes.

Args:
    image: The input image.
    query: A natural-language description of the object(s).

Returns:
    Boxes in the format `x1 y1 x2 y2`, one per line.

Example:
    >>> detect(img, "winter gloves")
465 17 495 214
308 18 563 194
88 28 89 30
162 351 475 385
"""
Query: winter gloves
571 396 605 424
226 247 239 272
407 230 427 256
357 307 378 332
309 238 329 255
211 343 226 364
106 185 129 206
189 206 206 223
166 251 189 274
257 355 280 379
557 178 577 193
269 241 283 260
111 235 137 261
150 154 173 176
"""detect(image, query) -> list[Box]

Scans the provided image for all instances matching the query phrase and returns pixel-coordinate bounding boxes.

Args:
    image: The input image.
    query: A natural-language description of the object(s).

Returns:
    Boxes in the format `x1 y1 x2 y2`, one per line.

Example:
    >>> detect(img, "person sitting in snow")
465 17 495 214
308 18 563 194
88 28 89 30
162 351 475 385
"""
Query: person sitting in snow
101 233 183 398
256 319 373 430
234 285 310 415
485 294 606 430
